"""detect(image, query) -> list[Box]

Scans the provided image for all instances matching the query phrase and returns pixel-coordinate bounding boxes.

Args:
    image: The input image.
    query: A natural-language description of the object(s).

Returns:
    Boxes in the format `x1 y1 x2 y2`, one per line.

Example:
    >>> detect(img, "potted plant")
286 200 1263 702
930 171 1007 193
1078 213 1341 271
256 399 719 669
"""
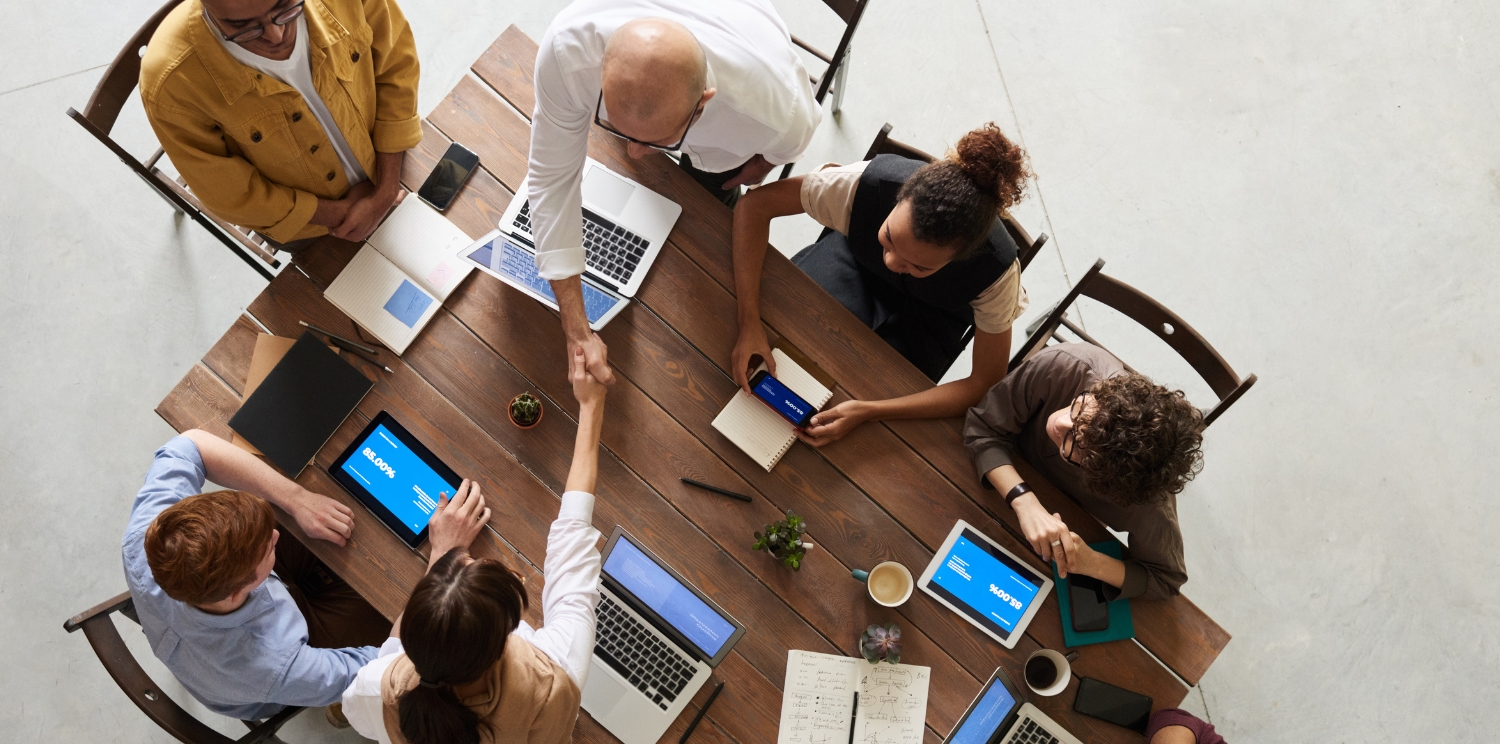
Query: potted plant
860 623 903 665
508 392 544 429
751 510 815 570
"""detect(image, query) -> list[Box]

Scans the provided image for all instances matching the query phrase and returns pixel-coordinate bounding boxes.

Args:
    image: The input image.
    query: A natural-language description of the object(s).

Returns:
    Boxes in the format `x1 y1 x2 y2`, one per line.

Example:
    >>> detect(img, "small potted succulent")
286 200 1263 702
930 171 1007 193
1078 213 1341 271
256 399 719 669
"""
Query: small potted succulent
508 392 544 429
751 510 815 570
861 623 903 665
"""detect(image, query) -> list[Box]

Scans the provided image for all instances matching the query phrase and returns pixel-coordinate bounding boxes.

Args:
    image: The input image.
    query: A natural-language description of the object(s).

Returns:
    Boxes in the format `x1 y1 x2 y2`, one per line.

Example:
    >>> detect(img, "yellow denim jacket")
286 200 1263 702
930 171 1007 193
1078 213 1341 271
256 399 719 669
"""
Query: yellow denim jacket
141 0 420 242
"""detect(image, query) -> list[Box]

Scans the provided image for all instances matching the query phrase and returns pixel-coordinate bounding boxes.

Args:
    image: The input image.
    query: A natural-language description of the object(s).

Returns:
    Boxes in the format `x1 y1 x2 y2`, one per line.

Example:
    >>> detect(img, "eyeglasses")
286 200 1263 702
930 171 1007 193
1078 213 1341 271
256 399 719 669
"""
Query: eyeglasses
204 1 306 44
1060 395 1088 466
593 91 701 153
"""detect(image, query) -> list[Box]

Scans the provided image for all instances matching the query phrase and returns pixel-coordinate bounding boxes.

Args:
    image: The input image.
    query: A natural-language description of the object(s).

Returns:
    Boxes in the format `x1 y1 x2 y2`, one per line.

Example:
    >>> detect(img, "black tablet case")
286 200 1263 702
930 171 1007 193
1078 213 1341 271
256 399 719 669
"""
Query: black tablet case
228 331 374 476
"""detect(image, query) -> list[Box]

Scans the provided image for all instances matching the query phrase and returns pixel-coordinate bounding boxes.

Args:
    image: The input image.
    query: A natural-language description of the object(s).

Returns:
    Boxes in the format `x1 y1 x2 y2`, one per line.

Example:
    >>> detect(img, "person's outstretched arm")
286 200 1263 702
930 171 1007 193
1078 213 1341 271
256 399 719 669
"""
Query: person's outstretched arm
730 177 809 389
179 429 353 546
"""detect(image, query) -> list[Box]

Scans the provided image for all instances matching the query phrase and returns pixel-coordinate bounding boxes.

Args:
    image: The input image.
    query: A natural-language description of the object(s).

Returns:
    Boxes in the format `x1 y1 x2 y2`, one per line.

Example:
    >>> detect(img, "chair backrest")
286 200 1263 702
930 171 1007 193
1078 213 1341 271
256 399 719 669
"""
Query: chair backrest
862 123 1050 271
64 591 303 744
791 0 871 102
77 0 186 136
1011 258 1257 427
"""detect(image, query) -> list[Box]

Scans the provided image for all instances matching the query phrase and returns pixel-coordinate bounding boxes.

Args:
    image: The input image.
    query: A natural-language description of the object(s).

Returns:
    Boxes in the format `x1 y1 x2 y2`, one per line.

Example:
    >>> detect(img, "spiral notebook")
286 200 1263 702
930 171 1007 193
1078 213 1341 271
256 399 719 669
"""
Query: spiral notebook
712 349 833 471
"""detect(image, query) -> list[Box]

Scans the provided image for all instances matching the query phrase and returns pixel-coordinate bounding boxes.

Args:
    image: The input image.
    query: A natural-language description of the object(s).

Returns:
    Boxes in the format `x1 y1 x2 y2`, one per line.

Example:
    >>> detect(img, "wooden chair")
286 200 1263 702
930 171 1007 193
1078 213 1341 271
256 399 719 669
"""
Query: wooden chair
65 0 278 281
64 591 304 744
776 0 873 180
863 122 1050 272
1012 258 1257 427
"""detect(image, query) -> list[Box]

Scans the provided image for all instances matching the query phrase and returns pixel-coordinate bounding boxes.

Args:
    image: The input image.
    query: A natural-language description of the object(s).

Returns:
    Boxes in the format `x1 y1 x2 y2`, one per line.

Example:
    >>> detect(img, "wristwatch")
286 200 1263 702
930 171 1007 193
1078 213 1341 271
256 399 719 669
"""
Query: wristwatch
1003 482 1033 507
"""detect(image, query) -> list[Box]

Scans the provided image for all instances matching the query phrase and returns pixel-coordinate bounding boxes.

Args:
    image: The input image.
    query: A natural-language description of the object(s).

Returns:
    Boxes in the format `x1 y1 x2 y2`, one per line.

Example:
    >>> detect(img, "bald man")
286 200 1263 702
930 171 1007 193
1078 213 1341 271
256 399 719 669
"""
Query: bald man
530 0 821 385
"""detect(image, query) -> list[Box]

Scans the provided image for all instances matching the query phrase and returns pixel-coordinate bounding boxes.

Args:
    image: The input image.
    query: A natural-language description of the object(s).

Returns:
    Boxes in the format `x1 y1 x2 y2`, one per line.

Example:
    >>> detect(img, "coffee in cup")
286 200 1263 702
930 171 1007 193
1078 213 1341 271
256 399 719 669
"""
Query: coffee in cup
851 561 914 607
1023 649 1071 696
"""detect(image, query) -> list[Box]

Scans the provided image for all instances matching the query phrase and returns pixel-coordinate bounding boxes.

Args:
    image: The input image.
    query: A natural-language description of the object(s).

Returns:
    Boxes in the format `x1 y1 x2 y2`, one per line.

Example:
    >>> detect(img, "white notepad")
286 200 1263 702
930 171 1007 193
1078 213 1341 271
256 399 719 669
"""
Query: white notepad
323 198 474 354
711 349 833 471
776 650 930 744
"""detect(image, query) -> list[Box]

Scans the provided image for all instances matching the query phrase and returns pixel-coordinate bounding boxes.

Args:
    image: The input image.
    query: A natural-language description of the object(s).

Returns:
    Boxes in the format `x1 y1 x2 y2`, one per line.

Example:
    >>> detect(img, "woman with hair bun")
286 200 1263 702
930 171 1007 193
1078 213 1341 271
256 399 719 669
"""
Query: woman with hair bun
341 345 609 743
731 122 1033 446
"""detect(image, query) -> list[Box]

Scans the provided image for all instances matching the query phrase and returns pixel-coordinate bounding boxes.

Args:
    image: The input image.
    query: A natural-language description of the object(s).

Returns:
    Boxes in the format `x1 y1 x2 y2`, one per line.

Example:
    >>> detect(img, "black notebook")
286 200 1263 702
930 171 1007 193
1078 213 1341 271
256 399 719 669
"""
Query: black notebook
228 331 374 476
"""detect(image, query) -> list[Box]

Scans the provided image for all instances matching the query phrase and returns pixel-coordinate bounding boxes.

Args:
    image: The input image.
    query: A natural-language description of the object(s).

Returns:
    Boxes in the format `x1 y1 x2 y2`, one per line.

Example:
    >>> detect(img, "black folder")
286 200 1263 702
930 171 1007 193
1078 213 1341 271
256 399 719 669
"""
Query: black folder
228 331 374 476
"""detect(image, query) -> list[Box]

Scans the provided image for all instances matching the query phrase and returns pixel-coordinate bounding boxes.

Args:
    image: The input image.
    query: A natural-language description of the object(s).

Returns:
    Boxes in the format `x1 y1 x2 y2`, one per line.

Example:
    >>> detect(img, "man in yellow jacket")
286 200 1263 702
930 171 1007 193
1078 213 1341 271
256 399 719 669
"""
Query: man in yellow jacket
142 0 420 249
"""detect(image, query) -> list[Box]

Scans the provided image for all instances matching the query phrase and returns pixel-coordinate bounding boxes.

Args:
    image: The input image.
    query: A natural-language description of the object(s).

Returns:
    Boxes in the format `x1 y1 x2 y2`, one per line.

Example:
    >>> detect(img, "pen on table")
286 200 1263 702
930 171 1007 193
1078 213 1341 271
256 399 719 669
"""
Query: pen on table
680 478 753 503
678 681 724 743
847 692 858 744
328 336 393 373
300 320 380 355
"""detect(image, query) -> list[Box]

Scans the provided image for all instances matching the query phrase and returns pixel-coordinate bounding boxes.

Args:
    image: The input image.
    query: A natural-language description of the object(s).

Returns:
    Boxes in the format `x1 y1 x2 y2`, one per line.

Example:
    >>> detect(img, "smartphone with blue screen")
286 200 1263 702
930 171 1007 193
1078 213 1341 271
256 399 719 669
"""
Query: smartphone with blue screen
748 370 817 428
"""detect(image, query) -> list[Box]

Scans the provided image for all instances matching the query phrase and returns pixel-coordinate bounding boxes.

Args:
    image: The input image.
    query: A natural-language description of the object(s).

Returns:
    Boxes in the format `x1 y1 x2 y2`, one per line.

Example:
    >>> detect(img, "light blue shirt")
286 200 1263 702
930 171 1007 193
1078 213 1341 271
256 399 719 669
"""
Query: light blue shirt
121 436 377 721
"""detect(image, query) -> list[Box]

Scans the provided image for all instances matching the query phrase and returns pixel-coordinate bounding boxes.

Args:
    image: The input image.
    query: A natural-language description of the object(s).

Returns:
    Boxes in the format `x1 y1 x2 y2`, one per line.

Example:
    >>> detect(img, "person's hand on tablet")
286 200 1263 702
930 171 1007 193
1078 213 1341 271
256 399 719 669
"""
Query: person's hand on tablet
427 479 490 565
289 488 355 547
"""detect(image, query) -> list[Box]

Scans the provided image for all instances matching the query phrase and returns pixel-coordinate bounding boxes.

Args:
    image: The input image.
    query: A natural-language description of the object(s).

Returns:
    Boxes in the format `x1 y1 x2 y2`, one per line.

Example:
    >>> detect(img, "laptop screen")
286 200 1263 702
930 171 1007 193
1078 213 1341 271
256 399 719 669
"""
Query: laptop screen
603 538 738 659
946 670 1020 744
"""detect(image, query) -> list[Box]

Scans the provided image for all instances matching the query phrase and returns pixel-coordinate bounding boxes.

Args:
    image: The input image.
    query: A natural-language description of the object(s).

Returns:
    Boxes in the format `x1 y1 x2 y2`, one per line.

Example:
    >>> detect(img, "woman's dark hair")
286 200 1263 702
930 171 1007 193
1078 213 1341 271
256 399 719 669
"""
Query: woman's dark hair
1073 374 1205 507
397 548 529 744
895 122 1031 260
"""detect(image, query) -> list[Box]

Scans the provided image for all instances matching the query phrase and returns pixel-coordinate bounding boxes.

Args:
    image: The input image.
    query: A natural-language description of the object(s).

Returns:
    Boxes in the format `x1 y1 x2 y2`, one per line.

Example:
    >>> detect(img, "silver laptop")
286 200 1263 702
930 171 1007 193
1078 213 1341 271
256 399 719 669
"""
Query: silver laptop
584 527 746 744
944 667 1083 744
500 157 681 298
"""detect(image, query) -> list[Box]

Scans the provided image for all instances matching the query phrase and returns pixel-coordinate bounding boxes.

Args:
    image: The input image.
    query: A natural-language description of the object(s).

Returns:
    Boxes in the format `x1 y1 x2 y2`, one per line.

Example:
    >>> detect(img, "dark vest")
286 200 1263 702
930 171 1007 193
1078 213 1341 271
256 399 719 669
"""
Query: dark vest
845 154 1019 326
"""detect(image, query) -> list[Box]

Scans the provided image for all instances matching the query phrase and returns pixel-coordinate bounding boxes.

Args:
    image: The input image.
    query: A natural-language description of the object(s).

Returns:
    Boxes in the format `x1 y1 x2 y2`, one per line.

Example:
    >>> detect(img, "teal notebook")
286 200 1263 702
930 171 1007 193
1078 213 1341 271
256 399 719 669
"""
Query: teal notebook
1053 541 1134 648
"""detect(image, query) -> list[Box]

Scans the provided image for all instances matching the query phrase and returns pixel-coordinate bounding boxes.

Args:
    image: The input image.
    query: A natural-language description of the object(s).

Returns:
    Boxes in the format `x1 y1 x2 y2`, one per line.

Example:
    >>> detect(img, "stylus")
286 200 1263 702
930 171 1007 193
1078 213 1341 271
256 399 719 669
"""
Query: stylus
678 681 723 743
300 320 381 355
328 336 394 373
681 478 753 503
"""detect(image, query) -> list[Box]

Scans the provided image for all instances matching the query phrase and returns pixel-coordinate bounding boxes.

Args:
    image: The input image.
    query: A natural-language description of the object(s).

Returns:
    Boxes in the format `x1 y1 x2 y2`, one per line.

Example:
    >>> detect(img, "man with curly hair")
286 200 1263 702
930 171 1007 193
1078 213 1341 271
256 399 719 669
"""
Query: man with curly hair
963 343 1205 600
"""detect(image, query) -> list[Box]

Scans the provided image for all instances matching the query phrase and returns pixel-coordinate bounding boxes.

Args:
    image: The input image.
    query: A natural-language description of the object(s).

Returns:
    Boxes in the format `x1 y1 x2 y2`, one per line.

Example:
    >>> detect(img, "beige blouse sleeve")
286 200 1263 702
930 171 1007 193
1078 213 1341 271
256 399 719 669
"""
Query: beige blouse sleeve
798 161 870 234
970 259 1028 334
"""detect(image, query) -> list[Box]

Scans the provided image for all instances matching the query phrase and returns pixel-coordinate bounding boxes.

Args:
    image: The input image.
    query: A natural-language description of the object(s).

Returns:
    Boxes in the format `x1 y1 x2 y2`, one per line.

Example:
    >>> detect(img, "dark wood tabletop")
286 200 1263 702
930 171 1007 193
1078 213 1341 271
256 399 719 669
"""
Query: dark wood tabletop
155 26 1228 744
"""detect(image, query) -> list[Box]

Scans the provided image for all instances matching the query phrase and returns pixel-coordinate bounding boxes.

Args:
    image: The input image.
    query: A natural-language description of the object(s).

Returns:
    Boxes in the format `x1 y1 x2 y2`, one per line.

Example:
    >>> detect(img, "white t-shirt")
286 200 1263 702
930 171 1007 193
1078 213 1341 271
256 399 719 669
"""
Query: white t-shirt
215 15 367 185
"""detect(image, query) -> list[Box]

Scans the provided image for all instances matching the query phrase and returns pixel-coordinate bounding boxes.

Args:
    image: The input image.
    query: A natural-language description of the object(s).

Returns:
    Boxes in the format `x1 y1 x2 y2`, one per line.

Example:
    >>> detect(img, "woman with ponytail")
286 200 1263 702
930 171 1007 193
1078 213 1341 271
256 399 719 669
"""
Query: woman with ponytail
341 345 610 743
731 122 1034 446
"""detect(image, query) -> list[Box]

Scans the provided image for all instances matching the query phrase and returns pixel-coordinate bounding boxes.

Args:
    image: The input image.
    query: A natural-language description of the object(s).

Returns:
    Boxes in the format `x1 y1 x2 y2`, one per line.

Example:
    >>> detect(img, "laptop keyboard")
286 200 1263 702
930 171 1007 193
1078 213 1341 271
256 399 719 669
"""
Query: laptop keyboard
466 238 623 324
1003 717 1061 744
514 201 649 287
593 594 697 710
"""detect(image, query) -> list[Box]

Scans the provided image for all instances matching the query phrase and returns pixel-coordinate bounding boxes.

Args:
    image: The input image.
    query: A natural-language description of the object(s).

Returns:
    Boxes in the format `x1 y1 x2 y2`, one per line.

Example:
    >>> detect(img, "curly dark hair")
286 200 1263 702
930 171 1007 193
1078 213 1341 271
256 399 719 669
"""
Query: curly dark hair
896 122 1032 260
1073 374 1205 506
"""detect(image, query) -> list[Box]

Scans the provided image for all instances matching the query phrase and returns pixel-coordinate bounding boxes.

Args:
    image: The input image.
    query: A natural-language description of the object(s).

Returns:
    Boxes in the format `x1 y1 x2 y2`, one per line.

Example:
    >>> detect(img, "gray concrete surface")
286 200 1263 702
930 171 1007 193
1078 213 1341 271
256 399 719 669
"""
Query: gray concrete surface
2 0 1495 741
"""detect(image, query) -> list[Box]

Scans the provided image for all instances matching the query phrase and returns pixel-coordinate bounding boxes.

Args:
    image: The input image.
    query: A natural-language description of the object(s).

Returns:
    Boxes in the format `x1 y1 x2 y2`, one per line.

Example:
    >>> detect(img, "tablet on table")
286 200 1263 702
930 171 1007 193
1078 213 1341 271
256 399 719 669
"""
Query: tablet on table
918 520 1054 649
328 411 463 549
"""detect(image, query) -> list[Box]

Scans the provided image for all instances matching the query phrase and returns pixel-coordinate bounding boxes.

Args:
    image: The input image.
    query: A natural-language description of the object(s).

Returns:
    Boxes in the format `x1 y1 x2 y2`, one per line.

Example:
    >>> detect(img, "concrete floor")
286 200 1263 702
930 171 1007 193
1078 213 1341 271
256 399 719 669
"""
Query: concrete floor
2 0 1495 741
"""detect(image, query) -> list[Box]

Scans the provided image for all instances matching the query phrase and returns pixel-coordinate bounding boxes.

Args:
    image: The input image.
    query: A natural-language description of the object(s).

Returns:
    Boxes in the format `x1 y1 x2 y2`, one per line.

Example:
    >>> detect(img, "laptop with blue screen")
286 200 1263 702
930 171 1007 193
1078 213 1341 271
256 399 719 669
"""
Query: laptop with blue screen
945 666 1082 744
458 232 629 330
583 527 746 744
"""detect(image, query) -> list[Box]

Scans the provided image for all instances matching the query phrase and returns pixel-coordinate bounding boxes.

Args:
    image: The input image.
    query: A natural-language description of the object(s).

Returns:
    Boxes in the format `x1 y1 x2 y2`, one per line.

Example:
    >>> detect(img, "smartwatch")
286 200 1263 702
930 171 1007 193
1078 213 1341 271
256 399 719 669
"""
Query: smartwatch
1003 482 1033 507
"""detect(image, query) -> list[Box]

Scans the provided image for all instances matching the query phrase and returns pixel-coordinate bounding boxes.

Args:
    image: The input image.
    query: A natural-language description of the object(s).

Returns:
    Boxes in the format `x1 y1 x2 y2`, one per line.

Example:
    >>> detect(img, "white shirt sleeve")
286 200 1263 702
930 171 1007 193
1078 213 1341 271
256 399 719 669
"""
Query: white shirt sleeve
526 490 602 688
341 636 404 744
527 33 592 281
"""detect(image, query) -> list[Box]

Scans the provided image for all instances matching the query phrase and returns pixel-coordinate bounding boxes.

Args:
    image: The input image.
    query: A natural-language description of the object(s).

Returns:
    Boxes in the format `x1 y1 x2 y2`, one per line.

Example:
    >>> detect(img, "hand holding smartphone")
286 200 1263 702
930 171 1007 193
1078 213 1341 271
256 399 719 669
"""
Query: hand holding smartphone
748 370 818 429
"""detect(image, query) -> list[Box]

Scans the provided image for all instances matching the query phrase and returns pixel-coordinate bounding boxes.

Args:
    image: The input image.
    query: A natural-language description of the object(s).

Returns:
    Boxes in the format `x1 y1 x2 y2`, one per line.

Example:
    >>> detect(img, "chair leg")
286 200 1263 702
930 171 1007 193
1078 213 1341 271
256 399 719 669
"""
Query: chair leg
831 45 851 115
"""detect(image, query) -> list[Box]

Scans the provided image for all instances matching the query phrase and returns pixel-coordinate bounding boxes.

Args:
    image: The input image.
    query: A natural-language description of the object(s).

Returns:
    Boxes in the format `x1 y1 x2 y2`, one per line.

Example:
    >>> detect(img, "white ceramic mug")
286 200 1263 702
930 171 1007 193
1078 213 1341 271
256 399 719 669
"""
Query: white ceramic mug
1024 649 1072 696
851 561 914 607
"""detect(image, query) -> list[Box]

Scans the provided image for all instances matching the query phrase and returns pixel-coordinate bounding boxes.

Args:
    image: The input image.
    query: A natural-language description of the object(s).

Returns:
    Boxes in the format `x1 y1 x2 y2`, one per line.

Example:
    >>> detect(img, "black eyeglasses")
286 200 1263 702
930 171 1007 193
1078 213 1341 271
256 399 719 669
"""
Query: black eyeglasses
204 1 306 44
593 91 701 153
1060 395 1088 466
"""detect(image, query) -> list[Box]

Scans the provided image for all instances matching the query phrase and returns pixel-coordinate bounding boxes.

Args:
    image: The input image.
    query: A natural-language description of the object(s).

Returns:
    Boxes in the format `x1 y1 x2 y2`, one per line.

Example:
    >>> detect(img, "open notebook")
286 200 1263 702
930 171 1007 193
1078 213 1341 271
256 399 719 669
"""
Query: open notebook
323 198 474 354
776 650 930 744
712 349 833 471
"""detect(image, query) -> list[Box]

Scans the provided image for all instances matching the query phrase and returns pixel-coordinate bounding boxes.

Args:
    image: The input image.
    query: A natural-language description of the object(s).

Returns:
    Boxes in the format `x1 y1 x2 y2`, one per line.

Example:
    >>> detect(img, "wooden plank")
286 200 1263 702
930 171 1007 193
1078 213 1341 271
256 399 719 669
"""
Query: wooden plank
200 314 261 395
471 25 1228 687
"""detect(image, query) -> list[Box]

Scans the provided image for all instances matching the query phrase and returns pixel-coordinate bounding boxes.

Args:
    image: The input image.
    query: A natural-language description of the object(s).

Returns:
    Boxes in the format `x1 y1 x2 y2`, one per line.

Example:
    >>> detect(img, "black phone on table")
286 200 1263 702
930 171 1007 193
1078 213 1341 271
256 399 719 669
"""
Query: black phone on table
748 369 817 428
1068 574 1111 632
417 142 480 212
1073 677 1152 733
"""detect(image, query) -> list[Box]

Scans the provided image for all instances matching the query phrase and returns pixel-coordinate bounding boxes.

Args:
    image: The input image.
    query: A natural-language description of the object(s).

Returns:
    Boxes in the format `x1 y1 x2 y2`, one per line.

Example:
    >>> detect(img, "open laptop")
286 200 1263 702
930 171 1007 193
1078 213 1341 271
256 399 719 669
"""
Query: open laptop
945 666 1083 744
501 157 681 297
584 528 746 744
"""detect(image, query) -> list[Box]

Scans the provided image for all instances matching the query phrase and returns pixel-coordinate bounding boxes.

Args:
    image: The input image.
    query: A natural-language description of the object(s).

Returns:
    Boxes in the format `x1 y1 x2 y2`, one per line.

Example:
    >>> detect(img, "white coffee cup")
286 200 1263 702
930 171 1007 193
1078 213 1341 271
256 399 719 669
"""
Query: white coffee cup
1024 649 1072 696
852 561 914 607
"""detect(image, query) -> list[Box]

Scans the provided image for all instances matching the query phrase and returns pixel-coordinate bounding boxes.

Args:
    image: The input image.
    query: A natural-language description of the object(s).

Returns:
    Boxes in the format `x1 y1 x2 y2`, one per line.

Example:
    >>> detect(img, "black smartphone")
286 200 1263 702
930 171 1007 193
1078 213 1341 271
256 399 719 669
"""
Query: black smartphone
1068 574 1110 632
416 142 480 212
1073 677 1152 733
748 370 817 428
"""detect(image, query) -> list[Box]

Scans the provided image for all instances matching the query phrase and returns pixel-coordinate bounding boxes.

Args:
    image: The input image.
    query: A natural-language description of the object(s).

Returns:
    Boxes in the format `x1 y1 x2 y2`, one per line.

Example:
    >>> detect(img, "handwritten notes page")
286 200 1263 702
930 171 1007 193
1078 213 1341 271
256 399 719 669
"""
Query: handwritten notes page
778 651 930 744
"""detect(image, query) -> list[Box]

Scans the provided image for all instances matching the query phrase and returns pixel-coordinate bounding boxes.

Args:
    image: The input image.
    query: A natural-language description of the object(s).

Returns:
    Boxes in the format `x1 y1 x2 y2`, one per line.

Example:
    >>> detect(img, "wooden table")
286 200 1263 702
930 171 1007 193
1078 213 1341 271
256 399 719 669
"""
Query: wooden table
156 27 1229 744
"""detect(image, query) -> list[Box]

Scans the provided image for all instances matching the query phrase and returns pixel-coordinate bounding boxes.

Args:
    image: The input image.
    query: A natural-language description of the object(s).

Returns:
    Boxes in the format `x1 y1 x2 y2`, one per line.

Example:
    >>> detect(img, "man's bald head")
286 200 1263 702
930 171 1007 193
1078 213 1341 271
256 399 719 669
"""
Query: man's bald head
600 18 708 143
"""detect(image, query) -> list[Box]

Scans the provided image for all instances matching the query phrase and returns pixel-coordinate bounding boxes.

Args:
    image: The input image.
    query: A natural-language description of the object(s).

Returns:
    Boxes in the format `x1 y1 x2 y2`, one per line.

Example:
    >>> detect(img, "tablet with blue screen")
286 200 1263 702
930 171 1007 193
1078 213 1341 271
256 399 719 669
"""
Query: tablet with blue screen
328 411 463 548
918 520 1053 649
